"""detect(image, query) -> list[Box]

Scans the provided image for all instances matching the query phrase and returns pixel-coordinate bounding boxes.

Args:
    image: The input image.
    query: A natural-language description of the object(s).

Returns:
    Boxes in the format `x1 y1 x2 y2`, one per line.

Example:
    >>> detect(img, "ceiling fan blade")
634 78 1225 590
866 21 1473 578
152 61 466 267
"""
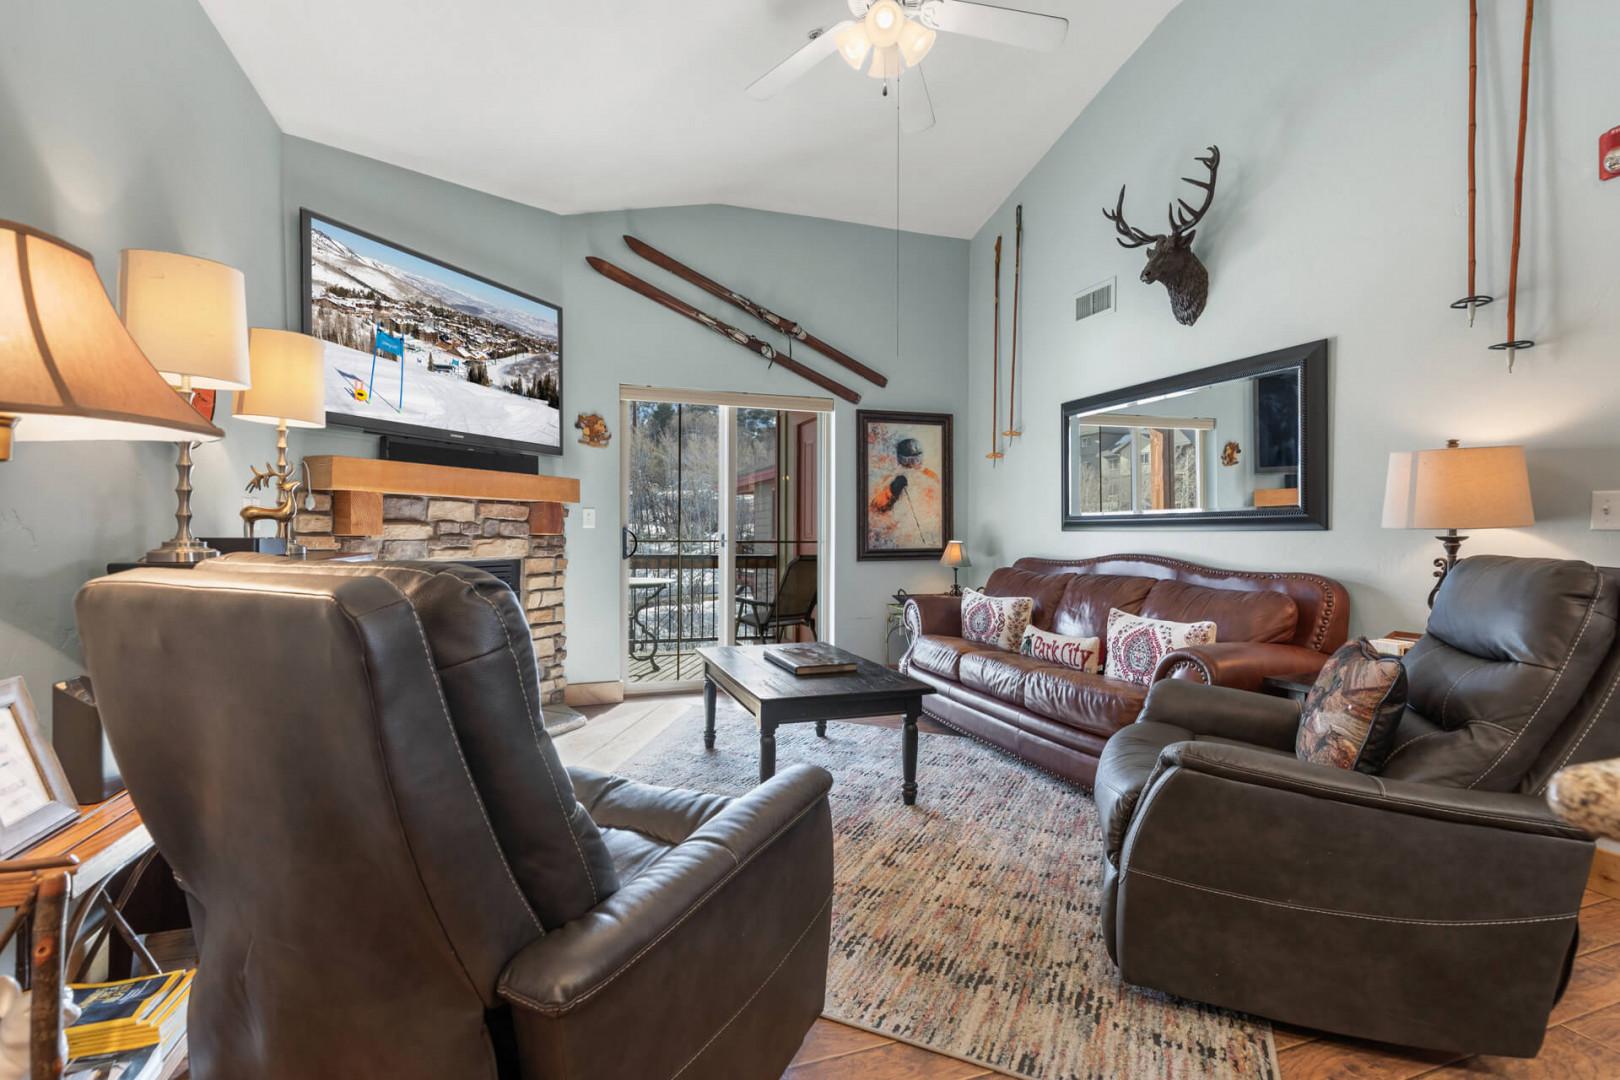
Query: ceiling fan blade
899 67 936 134
921 0 1068 51
746 20 855 100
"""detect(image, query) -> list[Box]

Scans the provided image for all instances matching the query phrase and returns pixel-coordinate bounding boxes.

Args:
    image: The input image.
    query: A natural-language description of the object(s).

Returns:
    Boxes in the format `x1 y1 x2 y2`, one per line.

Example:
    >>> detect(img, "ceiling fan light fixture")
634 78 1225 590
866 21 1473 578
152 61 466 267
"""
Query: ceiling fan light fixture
864 0 905 48
897 19 937 66
867 44 902 79
834 21 873 70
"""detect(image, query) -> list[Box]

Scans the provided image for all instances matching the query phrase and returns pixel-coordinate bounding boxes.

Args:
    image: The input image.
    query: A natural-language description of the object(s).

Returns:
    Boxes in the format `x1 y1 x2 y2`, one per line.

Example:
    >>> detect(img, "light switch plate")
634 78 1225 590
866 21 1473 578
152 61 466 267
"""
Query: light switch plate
581 507 597 529
1593 491 1620 530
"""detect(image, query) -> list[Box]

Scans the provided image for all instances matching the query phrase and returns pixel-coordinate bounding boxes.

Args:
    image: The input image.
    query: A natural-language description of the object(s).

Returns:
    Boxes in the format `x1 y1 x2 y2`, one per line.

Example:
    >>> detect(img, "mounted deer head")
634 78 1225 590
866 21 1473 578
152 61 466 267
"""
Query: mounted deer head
1102 146 1220 326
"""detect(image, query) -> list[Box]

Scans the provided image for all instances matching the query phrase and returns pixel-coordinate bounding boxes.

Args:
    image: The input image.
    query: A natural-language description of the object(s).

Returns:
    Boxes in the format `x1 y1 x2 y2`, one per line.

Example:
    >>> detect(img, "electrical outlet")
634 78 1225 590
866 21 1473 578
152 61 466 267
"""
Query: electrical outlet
581 508 597 529
1593 491 1620 530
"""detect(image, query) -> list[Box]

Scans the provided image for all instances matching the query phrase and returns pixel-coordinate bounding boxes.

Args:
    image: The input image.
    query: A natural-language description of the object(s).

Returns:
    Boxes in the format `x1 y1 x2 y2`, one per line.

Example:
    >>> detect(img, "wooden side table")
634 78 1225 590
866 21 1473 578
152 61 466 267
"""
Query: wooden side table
0 793 190 1078
0 793 151 914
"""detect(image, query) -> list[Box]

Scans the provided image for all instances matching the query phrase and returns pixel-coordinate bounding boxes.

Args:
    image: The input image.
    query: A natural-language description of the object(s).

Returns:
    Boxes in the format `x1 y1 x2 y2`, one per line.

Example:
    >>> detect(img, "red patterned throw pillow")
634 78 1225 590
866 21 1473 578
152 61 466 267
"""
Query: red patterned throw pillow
1020 625 1101 673
1103 608 1217 686
960 588 1034 651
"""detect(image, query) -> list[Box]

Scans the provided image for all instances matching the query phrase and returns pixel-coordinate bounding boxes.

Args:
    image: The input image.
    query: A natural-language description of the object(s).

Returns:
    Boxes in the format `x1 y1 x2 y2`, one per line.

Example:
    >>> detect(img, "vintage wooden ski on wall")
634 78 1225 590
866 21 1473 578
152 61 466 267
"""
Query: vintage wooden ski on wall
987 235 1003 462
586 256 861 404
1003 204 1023 441
622 236 888 388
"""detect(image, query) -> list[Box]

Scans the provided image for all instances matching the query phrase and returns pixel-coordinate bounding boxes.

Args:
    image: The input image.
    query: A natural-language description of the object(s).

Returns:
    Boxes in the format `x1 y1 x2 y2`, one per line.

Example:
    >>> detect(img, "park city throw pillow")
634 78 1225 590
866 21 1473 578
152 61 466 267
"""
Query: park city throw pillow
1020 625 1102 674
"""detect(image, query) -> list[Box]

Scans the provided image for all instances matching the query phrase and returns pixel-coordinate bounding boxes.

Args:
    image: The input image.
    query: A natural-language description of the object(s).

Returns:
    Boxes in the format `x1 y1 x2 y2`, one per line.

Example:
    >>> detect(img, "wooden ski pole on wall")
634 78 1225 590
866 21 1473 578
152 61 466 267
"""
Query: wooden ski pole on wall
1004 205 1023 441
988 235 1003 461
586 256 861 403
1449 0 1493 325
1490 0 1536 371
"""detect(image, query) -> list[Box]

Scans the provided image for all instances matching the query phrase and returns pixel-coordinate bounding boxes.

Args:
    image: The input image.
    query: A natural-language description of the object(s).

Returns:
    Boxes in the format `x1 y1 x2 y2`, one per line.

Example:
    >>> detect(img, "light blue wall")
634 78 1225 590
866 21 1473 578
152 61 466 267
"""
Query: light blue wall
283 138 970 679
0 0 969 717
0 0 286 723
965 0 1620 638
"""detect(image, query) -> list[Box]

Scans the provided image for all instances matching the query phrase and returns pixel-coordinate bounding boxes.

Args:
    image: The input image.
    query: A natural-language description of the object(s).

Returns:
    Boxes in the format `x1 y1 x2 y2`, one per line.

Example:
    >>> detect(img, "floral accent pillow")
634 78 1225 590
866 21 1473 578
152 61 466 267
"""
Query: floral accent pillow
1103 608 1217 686
1020 625 1101 674
960 589 1034 651
1296 639 1408 774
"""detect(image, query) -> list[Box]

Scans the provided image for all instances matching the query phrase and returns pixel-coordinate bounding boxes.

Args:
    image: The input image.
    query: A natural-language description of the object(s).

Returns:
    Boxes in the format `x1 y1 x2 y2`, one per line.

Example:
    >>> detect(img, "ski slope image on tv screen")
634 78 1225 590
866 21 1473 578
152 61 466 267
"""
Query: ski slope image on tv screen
302 210 562 455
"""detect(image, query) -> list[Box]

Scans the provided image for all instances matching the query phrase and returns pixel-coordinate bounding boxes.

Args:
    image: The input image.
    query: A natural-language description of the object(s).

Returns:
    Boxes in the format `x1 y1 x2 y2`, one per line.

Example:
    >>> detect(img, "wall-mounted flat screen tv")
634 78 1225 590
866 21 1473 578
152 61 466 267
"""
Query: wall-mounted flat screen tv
301 209 563 456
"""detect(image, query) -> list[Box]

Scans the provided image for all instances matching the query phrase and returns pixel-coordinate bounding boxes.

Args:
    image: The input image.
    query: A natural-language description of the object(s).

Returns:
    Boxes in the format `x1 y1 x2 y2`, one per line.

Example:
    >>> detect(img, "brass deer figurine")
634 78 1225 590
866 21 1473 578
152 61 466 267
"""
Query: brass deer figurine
1103 146 1221 326
241 457 309 551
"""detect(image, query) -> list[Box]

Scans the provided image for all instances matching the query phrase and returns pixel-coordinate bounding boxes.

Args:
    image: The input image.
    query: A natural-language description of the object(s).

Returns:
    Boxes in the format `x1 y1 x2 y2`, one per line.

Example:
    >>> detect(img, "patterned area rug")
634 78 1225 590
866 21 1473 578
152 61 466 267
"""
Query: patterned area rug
613 703 1278 1080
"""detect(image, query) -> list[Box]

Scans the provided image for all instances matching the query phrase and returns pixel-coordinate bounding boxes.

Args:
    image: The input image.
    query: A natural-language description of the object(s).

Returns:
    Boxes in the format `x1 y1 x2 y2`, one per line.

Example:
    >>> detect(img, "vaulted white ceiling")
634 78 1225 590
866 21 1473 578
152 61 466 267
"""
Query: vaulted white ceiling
198 0 1178 239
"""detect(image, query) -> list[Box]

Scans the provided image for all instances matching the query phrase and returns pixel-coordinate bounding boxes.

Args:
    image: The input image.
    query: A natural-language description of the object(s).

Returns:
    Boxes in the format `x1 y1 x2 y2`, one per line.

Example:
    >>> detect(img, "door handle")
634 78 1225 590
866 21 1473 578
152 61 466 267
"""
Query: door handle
622 527 639 560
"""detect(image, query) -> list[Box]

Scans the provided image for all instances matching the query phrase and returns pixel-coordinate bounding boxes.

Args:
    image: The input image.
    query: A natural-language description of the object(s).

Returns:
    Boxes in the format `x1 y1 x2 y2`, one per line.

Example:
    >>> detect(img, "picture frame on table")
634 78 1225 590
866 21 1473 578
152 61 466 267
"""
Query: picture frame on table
0 678 81 858
856 410 953 561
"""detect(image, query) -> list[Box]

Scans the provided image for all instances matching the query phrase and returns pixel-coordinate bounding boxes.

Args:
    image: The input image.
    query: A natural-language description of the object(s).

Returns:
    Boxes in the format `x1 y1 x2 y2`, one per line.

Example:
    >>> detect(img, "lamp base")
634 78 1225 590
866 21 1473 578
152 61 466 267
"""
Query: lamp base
1427 530 1468 609
143 538 221 565
0 416 14 462
146 438 218 565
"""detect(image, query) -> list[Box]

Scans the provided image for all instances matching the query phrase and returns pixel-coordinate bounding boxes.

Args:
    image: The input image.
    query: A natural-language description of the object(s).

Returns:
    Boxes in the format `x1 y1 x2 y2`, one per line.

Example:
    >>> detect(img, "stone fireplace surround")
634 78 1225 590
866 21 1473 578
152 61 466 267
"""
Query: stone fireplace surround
294 456 575 706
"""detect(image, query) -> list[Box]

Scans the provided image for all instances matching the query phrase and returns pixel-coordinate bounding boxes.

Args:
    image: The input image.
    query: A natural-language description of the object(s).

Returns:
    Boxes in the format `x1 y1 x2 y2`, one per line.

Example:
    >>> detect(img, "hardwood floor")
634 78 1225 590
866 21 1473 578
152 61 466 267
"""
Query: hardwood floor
556 694 1620 1079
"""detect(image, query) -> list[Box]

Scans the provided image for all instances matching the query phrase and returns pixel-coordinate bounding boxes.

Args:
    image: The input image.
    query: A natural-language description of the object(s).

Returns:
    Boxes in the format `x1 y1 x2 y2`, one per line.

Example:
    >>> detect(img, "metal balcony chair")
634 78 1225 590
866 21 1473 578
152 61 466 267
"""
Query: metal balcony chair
738 555 817 643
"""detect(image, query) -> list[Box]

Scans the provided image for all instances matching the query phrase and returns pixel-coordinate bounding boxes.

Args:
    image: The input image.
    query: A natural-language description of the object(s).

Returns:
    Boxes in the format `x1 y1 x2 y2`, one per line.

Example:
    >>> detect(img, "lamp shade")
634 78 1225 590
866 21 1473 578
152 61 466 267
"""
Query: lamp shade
119 250 251 390
0 220 223 452
941 540 970 569
1381 443 1534 530
233 329 326 428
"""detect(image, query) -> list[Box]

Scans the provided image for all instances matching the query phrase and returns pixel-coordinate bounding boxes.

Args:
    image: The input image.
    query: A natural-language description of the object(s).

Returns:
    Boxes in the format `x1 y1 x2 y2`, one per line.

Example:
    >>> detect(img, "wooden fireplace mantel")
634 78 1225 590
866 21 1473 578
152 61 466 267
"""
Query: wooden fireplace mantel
304 456 579 538
305 456 580 503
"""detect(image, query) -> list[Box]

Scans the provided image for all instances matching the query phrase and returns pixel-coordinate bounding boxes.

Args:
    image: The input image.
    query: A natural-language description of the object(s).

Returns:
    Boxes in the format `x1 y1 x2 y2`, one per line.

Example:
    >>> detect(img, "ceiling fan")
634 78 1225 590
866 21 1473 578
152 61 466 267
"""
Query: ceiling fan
746 0 1069 133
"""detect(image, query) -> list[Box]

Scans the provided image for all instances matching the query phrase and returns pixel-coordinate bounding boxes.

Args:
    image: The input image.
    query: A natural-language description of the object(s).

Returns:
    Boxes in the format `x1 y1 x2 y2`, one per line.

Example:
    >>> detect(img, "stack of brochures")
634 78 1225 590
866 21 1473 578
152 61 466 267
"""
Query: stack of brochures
65 969 192 1070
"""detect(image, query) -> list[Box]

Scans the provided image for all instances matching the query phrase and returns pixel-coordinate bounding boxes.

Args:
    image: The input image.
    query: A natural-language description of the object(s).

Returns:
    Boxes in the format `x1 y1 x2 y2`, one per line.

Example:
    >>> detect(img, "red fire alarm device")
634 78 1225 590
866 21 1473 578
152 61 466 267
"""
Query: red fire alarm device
1602 126 1620 182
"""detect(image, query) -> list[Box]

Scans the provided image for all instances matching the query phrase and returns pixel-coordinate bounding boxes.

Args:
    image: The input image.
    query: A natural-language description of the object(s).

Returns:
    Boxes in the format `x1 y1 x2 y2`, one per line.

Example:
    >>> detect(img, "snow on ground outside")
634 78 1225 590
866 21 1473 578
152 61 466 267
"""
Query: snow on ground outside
323 339 559 448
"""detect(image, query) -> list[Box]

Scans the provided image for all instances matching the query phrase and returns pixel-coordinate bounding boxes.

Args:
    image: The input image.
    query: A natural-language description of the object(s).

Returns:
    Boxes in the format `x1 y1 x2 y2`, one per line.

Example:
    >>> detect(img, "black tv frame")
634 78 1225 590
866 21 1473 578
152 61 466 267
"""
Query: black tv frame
299 207 564 458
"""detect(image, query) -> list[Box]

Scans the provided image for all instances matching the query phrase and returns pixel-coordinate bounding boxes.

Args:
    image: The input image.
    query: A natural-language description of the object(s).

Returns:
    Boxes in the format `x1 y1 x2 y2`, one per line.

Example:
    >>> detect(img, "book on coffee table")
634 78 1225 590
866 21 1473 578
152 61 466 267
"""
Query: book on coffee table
762 644 859 677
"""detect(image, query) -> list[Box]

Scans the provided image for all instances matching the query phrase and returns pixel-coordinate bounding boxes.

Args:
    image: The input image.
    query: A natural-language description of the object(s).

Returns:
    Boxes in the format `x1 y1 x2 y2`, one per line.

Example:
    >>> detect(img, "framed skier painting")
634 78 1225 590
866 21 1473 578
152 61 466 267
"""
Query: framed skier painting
856 410 953 561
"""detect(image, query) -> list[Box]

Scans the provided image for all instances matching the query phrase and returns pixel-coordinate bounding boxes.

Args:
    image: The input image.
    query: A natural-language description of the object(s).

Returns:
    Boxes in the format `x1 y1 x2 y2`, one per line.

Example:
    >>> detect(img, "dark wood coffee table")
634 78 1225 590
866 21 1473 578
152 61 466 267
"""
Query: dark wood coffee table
697 645 935 804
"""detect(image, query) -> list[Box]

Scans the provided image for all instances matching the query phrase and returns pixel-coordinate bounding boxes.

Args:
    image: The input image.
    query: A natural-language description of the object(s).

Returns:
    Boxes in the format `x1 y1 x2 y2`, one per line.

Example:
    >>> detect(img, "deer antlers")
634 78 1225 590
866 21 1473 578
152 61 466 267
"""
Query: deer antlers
1103 145 1221 248
245 462 292 494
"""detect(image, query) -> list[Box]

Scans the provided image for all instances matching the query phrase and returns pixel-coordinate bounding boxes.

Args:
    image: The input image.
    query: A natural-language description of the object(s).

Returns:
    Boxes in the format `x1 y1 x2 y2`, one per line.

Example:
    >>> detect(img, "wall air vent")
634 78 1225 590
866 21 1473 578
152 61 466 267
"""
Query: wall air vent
1074 278 1116 322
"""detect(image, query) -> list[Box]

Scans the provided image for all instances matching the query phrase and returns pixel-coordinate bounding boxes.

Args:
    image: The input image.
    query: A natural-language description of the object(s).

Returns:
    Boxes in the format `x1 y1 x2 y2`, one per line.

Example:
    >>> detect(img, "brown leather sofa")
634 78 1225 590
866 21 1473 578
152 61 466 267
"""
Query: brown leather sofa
901 555 1349 786
76 558 834 1080
1097 556 1619 1057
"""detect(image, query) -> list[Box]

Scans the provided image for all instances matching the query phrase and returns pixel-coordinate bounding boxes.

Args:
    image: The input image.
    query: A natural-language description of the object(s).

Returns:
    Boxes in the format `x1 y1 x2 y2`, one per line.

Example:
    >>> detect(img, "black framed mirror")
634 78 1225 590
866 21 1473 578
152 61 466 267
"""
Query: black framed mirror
1060 339 1329 530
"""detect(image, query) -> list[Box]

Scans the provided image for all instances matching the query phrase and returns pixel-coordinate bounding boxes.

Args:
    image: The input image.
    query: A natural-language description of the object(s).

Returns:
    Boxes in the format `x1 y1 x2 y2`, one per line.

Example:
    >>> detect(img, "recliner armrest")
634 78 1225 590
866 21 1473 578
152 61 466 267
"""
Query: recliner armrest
1158 739 1588 840
566 765 733 845
905 595 961 638
1137 679 1302 752
1152 641 1331 693
499 765 833 1079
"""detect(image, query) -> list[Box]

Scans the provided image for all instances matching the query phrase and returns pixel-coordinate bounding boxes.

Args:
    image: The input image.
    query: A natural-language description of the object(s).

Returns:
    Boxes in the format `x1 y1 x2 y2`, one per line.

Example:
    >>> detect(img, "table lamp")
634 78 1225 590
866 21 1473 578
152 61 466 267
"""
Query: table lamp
941 539 971 595
233 329 326 554
1382 439 1534 608
0 221 222 460
119 249 251 564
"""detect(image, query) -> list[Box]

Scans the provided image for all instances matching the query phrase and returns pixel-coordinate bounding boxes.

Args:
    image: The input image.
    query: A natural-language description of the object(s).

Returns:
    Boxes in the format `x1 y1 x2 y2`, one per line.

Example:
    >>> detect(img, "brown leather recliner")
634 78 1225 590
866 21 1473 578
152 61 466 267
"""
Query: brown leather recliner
901 555 1349 786
1096 556 1620 1058
76 558 834 1080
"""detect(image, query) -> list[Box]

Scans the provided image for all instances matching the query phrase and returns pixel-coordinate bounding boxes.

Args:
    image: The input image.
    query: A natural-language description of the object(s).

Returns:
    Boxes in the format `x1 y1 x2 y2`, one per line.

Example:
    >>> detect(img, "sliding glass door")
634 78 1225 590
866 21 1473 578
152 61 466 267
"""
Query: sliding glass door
622 393 828 690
